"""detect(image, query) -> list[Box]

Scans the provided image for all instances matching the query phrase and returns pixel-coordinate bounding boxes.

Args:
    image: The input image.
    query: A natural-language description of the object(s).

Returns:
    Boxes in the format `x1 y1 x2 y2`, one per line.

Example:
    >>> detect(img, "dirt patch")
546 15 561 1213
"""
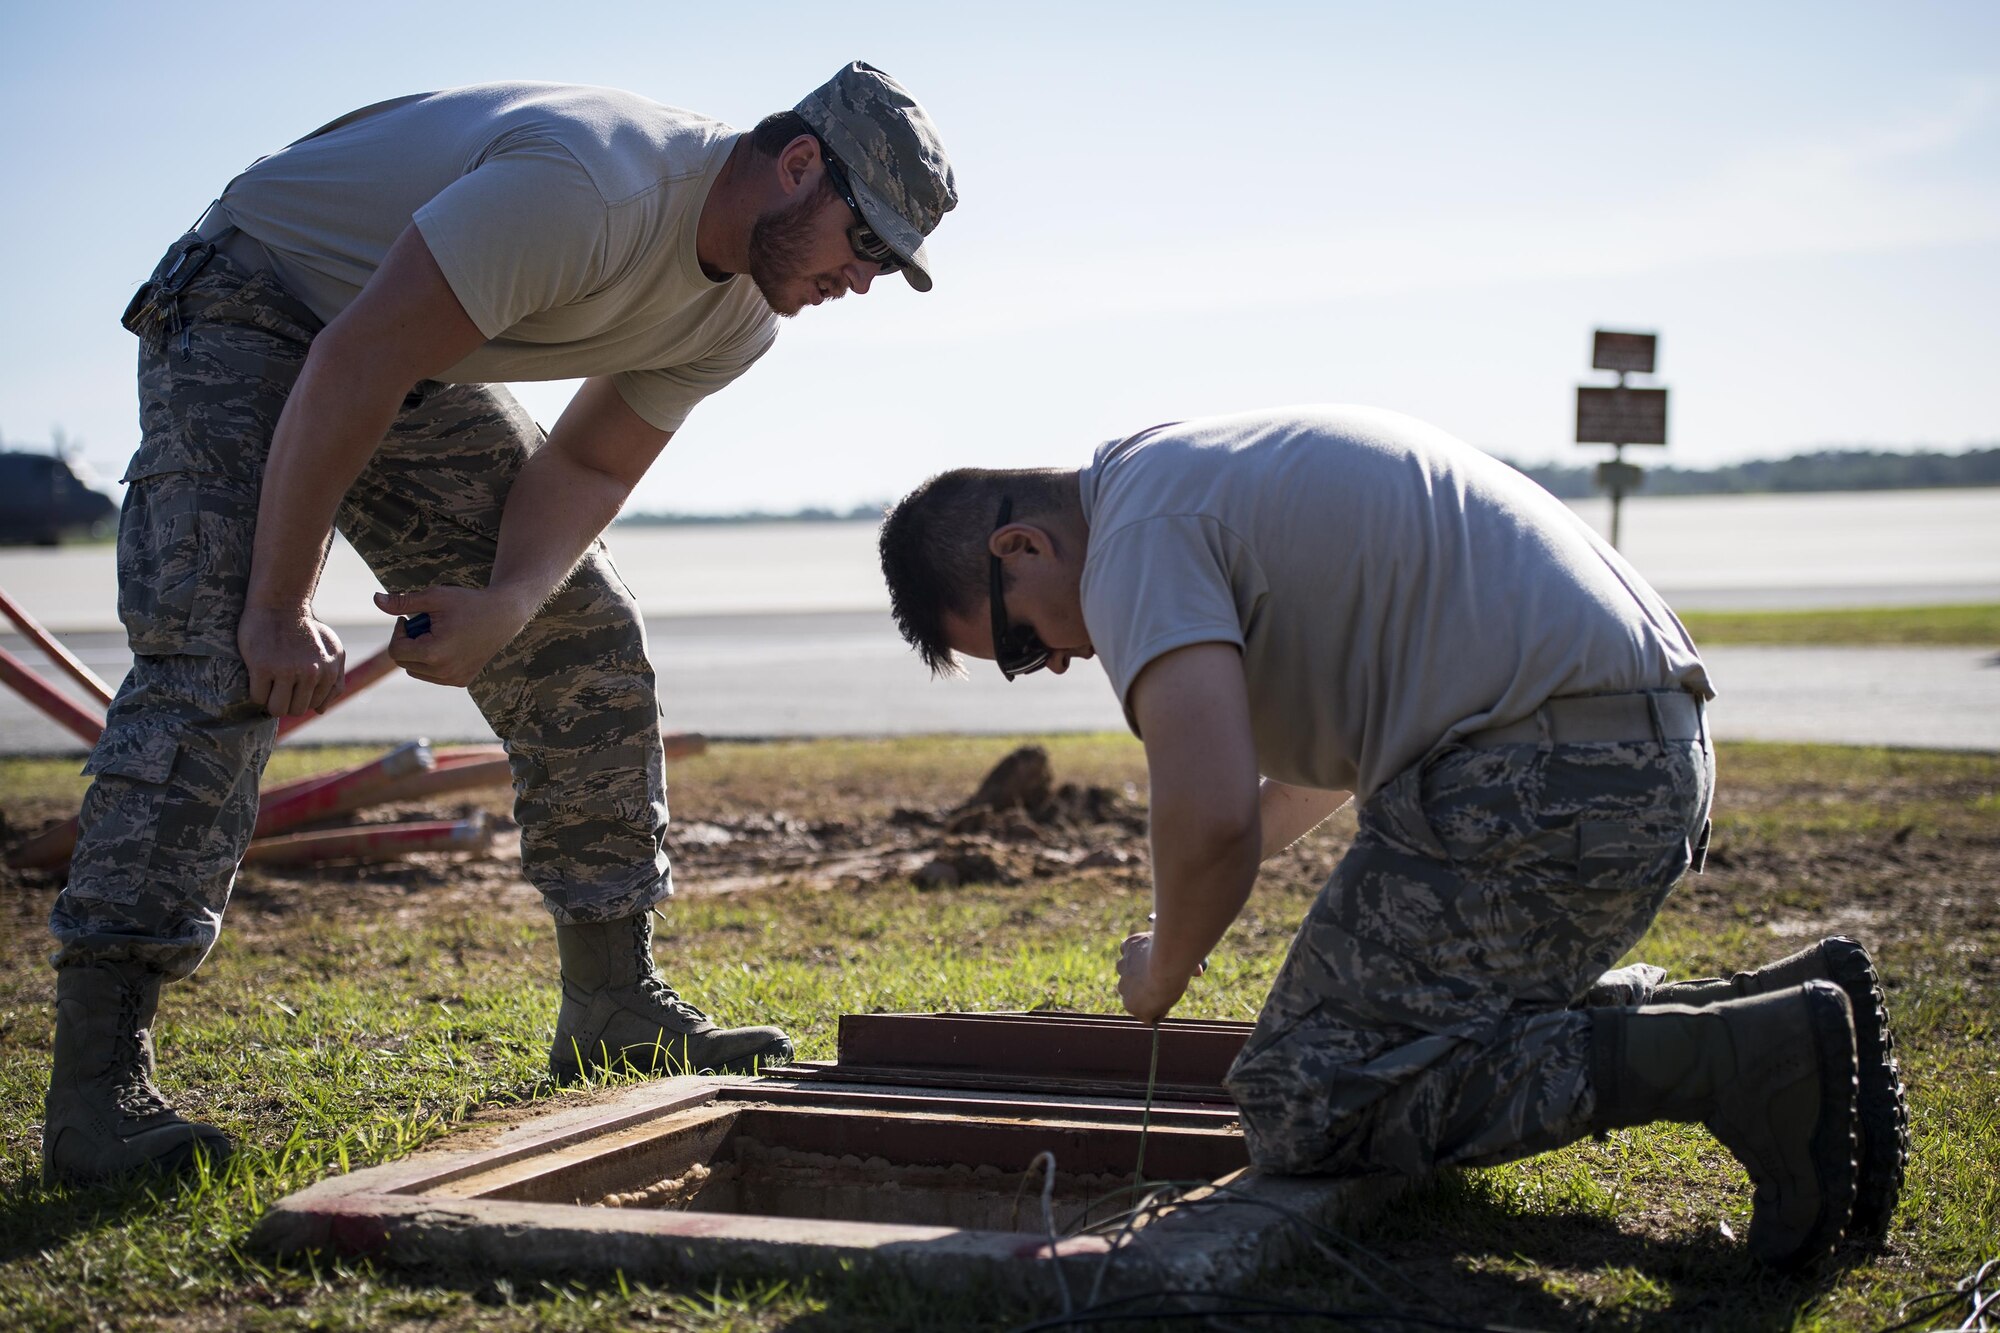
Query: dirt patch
5 744 1991 963
1678 826 2000 953
0 746 1156 941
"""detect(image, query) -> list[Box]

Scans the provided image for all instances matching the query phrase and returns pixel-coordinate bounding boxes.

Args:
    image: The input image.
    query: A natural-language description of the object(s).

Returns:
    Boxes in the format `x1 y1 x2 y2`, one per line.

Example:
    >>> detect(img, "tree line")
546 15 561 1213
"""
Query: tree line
1505 446 2000 500
609 446 2000 525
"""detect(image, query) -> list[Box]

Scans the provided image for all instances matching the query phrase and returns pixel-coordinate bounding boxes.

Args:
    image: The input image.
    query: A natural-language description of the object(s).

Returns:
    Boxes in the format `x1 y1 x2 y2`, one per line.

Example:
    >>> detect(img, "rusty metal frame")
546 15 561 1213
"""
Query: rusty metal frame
745 1081 1239 1129
253 1049 1401 1299
827 1011 1252 1096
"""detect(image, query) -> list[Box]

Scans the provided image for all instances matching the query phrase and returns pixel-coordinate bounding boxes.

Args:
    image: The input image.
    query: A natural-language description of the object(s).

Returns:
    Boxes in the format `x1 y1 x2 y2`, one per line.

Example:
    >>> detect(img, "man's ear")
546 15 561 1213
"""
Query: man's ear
775 134 822 196
988 524 1045 560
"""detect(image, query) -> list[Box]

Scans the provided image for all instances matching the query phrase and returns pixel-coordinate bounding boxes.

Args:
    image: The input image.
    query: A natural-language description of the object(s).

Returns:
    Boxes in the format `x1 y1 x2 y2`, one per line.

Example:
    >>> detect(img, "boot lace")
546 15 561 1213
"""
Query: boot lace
110 977 174 1121
627 915 711 1028
633 976 713 1028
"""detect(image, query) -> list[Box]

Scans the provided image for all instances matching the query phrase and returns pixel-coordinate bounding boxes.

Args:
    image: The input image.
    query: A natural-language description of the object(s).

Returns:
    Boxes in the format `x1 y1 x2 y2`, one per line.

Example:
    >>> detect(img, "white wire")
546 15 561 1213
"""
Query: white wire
1025 1149 1073 1316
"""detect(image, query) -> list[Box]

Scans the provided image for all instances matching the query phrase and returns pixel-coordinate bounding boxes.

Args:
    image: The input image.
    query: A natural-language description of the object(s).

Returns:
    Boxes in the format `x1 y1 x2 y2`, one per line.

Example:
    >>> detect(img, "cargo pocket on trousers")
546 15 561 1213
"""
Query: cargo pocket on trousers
1575 818 1688 894
70 722 184 905
115 470 258 658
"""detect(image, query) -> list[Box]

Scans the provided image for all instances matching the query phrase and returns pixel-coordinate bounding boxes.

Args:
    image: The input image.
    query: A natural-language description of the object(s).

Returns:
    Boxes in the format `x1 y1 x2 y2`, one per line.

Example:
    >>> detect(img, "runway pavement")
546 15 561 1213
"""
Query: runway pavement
3 612 1996 756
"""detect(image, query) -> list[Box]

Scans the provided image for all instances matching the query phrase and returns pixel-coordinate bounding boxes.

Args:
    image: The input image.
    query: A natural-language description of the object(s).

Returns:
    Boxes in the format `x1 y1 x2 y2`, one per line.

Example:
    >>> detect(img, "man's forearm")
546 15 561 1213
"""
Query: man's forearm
1148 797 1262 983
246 224 488 615
247 352 406 611
488 444 635 618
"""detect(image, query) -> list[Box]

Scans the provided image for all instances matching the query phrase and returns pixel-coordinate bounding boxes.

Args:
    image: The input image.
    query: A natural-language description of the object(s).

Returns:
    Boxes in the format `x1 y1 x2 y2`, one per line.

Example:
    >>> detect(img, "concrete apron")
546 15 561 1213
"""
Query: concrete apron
250 1075 1405 1302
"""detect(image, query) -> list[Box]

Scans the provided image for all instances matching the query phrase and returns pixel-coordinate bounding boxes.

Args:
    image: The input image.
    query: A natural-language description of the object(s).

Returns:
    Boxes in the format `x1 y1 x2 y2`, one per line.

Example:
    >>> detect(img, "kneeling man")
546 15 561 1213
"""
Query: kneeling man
877 405 1904 1268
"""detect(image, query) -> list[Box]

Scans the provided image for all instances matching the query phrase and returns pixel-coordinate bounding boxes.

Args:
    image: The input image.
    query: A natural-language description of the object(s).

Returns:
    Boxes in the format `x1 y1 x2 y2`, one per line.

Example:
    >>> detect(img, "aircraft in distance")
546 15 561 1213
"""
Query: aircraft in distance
0 450 117 545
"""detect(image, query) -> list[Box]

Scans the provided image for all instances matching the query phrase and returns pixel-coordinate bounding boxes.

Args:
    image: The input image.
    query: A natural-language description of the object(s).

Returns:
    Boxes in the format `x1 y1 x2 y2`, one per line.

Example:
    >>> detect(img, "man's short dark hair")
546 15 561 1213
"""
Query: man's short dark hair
749 110 815 158
878 468 1071 677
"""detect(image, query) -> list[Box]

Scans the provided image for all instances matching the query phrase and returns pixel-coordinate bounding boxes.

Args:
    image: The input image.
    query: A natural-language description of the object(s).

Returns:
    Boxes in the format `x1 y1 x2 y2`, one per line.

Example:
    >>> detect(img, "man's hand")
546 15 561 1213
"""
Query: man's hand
239 607 347 717
375 586 535 687
1117 930 1205 1025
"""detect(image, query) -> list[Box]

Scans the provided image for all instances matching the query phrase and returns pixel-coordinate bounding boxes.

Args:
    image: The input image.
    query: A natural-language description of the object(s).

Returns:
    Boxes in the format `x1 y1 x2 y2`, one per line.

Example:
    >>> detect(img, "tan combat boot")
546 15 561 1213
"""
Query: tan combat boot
549 912 793 1084
1651 936 1906 1243
1590 982 1859 1269
42 962 232 1186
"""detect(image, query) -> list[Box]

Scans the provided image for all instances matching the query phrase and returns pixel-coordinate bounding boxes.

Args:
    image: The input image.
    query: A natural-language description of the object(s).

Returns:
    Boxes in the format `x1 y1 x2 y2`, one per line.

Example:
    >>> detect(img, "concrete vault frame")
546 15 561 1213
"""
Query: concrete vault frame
252 1013 1402 1300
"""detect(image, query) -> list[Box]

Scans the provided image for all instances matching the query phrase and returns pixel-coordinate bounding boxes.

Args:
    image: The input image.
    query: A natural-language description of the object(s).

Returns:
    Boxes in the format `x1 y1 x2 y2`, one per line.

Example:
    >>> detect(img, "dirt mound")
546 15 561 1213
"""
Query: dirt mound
665 745 1149 894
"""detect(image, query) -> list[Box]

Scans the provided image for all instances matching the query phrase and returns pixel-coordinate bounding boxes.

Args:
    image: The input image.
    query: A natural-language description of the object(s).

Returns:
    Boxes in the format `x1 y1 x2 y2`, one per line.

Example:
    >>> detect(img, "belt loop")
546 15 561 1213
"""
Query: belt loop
1644 690 1667 743
1535 702 1554 750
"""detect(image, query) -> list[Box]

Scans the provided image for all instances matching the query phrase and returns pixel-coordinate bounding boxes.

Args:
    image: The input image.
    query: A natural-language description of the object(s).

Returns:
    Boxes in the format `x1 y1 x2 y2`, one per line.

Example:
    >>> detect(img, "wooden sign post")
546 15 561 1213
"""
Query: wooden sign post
1576 330 1668 549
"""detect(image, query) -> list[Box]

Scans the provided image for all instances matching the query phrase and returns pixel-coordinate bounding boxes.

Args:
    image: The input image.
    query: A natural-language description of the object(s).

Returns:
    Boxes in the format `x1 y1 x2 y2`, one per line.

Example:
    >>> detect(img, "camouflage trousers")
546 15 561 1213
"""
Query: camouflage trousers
50 235 672 980
1224 709 1713 1178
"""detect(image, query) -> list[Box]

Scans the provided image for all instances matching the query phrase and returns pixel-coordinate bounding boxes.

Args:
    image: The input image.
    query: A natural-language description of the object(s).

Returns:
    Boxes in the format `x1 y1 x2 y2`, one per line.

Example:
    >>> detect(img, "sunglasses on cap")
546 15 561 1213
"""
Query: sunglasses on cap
989 497 1052 681
817 142 908 274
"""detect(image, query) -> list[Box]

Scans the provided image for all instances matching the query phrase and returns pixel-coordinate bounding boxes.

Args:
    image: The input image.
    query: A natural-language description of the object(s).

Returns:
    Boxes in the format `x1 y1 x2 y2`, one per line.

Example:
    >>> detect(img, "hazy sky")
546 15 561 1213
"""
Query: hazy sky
3 1 1995 514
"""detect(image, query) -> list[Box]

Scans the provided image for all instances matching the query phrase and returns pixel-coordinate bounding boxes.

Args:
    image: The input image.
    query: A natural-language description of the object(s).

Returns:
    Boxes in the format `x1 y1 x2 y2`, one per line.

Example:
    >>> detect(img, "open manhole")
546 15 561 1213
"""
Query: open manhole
425 1081 1248 1233
254 1012 1400 1298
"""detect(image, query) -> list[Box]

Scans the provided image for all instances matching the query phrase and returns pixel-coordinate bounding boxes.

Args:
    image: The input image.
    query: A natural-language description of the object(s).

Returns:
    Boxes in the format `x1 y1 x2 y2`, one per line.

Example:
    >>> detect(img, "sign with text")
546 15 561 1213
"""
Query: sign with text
1576 387 1669 445
1592 330 1658 375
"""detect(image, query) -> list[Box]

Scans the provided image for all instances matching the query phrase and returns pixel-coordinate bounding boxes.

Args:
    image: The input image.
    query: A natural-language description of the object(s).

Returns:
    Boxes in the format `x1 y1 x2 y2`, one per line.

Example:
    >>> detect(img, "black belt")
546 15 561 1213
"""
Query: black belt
1464 689 1705 748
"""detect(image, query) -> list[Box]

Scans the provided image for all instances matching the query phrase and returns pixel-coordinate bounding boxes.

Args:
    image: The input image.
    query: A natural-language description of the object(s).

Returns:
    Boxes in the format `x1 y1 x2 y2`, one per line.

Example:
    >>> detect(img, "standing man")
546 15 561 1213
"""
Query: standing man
876 405 1905 1268
45 63 957 1185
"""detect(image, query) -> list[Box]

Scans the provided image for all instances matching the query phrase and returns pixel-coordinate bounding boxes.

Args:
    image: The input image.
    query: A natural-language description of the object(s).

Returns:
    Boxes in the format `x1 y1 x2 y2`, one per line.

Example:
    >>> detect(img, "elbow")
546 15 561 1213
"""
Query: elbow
1223 817 1264 882
301 323 421 409
1159 798 1261 879
1214 805 1262 861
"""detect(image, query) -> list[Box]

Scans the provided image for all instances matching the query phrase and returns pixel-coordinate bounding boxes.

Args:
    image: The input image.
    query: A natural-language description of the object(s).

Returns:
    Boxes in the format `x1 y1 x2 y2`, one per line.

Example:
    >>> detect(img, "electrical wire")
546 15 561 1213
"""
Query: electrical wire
1870 1256 2000 1333
1018 1150 1074 1317
1085 1183 1182 1309
1132 1023 1162 1192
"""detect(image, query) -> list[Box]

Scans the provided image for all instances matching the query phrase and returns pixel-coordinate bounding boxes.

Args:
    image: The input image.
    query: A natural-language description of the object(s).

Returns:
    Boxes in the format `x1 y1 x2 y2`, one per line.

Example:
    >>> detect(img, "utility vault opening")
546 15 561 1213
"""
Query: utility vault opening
253 1012 1401 1298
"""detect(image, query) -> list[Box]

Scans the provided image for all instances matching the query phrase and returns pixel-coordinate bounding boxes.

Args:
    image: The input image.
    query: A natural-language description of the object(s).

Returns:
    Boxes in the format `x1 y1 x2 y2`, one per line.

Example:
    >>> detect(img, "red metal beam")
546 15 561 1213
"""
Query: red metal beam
253 740 434 837
10 742 476 872
362 755 512 807
0 586 113 708
0 642 105 746
243 814 493 867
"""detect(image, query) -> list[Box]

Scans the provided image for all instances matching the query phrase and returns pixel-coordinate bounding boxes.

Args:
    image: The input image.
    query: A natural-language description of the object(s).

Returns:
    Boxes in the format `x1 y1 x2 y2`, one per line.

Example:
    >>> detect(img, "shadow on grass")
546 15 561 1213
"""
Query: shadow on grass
0 1166 188 1267
1351 1173 1857 1333
249 1250 1054 1333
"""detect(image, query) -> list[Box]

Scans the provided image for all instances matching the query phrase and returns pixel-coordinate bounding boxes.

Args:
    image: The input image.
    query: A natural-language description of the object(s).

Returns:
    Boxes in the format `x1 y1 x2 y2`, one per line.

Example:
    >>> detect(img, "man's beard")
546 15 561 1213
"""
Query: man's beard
747 179 838 318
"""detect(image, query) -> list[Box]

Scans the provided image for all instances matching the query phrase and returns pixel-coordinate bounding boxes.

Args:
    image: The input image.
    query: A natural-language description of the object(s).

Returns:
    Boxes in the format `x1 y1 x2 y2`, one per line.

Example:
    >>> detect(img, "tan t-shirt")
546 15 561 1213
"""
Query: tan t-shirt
1077 405 1713 800
215 83 778 431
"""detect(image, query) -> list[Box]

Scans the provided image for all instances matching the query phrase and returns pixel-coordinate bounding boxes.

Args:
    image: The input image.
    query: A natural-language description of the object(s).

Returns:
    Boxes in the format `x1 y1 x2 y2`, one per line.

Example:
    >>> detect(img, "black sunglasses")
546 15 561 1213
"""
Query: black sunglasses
817 143 908 274
989 497 1052 681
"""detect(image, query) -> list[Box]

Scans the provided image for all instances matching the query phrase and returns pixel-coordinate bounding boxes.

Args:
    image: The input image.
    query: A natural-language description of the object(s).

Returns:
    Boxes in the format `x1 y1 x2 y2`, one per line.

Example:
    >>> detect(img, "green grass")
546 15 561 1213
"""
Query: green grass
1 735 1995 1330
1677 602 2000 645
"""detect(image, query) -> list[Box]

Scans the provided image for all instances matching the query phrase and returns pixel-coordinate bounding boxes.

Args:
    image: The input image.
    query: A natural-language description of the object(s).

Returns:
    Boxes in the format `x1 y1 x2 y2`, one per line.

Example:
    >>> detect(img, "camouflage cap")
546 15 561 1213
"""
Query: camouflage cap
795 61 957 292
